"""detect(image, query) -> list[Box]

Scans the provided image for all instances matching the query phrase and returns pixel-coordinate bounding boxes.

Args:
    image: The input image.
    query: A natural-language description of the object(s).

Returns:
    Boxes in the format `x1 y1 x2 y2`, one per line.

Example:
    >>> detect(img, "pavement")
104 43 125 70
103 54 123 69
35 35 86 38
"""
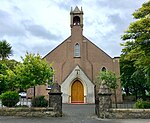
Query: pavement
0 104 150 123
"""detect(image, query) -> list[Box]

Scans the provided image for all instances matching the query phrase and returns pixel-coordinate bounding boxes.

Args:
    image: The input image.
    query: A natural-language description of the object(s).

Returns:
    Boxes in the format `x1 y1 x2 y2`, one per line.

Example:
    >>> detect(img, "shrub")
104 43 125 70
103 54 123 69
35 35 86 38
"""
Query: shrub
143 101 150 109
31 96 48 107
134 99 150 109
134 99 144 109
0 91 19 107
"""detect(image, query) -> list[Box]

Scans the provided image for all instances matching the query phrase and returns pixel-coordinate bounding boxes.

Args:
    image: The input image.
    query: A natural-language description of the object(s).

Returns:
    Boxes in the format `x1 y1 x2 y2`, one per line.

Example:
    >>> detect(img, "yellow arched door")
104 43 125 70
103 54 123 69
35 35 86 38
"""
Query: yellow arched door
71 80 84 103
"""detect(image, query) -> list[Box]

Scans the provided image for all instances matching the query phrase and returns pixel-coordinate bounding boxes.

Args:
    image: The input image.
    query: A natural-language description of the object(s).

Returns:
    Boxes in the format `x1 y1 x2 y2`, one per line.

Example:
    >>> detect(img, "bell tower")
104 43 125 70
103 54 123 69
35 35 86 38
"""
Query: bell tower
70 6 83 28
70 6 83 37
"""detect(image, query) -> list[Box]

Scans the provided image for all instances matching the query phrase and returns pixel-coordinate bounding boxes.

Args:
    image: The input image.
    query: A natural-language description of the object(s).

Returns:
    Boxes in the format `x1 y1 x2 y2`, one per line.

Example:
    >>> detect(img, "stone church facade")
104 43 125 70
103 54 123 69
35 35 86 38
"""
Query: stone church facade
27 7 122 103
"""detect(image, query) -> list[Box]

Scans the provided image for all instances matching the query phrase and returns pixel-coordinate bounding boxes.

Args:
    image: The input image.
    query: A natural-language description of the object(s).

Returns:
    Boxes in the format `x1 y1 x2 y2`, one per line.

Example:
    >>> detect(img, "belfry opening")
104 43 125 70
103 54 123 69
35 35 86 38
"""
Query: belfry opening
73 16 80 25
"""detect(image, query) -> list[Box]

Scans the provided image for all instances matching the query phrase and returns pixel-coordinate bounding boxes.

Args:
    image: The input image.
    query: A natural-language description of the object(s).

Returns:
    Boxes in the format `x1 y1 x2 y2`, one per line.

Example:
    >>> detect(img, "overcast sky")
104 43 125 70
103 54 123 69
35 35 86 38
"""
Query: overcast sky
0 0 146 61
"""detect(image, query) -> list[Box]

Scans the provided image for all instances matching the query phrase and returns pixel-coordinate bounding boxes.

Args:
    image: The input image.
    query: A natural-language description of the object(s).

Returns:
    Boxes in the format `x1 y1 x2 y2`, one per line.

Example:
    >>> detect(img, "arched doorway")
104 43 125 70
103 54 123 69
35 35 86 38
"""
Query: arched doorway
71 80 84 103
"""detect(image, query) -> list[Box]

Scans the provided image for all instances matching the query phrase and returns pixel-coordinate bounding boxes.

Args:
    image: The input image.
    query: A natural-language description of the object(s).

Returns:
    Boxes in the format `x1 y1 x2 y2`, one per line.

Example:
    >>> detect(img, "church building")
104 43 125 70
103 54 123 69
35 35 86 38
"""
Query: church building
27 6 122 104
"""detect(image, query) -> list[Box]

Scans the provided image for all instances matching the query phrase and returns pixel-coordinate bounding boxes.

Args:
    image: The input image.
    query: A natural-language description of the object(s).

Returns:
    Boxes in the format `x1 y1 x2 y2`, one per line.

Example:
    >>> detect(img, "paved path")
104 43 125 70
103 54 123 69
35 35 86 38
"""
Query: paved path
0 104 150 123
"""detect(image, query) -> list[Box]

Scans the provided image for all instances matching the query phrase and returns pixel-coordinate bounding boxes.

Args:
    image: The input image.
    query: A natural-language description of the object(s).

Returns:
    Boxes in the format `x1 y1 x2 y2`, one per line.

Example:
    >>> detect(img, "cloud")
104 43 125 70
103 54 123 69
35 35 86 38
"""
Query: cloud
52 0 81 10
0 9 25 37
23 23 61 40
31 42 57 57
96 0 144 10
0 0 146 61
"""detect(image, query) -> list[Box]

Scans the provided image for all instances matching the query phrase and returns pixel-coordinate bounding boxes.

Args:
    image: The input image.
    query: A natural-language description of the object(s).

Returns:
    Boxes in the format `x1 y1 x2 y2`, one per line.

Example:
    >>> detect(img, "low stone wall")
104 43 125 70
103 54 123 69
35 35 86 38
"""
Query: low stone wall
107 109 150 119
96 84 150 119
0 107 62 117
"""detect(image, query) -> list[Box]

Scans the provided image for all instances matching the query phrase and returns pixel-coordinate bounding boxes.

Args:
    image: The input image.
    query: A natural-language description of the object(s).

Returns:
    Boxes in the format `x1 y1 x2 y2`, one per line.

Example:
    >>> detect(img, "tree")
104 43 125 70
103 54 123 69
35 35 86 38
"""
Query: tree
15 52 54 97
0 60 19 94
121 1 150 76
120 58 135 96
97 70 118 108
0 63 8 94
0 40 12 60
131 69 148 98
121 1 150 97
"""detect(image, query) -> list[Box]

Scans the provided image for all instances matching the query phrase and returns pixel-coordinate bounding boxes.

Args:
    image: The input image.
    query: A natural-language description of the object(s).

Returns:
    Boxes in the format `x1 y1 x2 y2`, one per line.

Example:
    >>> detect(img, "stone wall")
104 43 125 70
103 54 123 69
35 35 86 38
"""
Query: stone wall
0 107 61 117
96 83 150 119
49 83 62 116
107 109 150 119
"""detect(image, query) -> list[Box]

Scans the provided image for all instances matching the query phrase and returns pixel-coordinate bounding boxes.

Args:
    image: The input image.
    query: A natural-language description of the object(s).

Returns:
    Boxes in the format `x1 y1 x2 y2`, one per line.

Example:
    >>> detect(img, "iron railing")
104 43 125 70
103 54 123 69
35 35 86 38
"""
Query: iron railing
112 102 135 109
0 98 31 107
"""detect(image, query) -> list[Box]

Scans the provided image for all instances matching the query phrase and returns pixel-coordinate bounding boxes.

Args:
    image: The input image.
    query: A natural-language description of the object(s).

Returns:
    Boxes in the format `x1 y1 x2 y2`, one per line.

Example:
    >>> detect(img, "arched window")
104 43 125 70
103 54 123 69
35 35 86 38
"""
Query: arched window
101 67 106 72
74 43 80 57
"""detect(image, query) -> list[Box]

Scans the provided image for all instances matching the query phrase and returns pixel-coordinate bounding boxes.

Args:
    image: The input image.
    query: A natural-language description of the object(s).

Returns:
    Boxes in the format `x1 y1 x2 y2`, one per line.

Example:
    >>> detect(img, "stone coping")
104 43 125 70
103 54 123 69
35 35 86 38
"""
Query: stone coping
0 107 62 117
107 109 150 119
110 108 150 112
0 107 54 111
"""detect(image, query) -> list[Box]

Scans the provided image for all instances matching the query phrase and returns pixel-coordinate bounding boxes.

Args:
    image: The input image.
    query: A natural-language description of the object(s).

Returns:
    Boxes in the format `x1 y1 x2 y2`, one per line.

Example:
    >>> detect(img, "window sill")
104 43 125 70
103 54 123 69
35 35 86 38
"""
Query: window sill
74 56 81 58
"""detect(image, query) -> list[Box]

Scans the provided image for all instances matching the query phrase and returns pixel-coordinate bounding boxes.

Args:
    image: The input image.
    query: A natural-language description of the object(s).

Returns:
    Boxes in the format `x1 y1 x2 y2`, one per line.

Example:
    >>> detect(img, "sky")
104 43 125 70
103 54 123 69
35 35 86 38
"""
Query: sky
0 0 147 61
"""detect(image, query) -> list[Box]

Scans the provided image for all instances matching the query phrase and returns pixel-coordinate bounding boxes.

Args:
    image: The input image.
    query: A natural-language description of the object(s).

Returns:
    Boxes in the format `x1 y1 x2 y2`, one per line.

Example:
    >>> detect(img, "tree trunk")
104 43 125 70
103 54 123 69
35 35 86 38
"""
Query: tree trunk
125 87 130 96
33 86 35 98
135 89 138 100
114 89 117 108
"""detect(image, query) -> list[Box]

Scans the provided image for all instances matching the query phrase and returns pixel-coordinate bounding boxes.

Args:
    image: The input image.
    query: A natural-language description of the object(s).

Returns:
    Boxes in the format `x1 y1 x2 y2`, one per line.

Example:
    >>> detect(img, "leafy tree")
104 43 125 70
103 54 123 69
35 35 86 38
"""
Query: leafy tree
131 69 148 99
121 1 150 97
97 70 118 108
120 56 149 99
121 1 150 75
0 63 8 94
0 59 18 70
120 58 135 96
0 40 12 60
0 60 19 94
15 52 54 97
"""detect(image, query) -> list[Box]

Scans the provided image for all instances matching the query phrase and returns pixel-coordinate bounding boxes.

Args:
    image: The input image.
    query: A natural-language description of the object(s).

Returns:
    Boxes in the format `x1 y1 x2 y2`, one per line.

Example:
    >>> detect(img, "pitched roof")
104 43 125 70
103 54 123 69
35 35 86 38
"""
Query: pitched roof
73 6 81 13
42 36 71 59
83 36 112 59
42 35 112 60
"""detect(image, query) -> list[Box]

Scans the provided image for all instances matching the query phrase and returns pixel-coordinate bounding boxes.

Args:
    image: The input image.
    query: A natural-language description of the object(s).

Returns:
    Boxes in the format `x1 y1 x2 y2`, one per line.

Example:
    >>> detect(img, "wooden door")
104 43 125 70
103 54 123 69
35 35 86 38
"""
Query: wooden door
71 80 84 103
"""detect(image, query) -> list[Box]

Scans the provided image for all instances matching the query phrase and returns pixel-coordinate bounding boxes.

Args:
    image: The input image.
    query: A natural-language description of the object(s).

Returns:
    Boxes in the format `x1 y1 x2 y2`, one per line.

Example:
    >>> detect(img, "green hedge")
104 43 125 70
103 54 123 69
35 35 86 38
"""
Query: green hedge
0 91 19 107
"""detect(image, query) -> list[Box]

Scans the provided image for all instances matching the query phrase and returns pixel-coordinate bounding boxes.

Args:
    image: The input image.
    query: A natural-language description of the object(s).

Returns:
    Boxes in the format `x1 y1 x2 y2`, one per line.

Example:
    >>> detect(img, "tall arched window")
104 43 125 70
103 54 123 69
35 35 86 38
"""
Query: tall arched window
74 43 80 57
